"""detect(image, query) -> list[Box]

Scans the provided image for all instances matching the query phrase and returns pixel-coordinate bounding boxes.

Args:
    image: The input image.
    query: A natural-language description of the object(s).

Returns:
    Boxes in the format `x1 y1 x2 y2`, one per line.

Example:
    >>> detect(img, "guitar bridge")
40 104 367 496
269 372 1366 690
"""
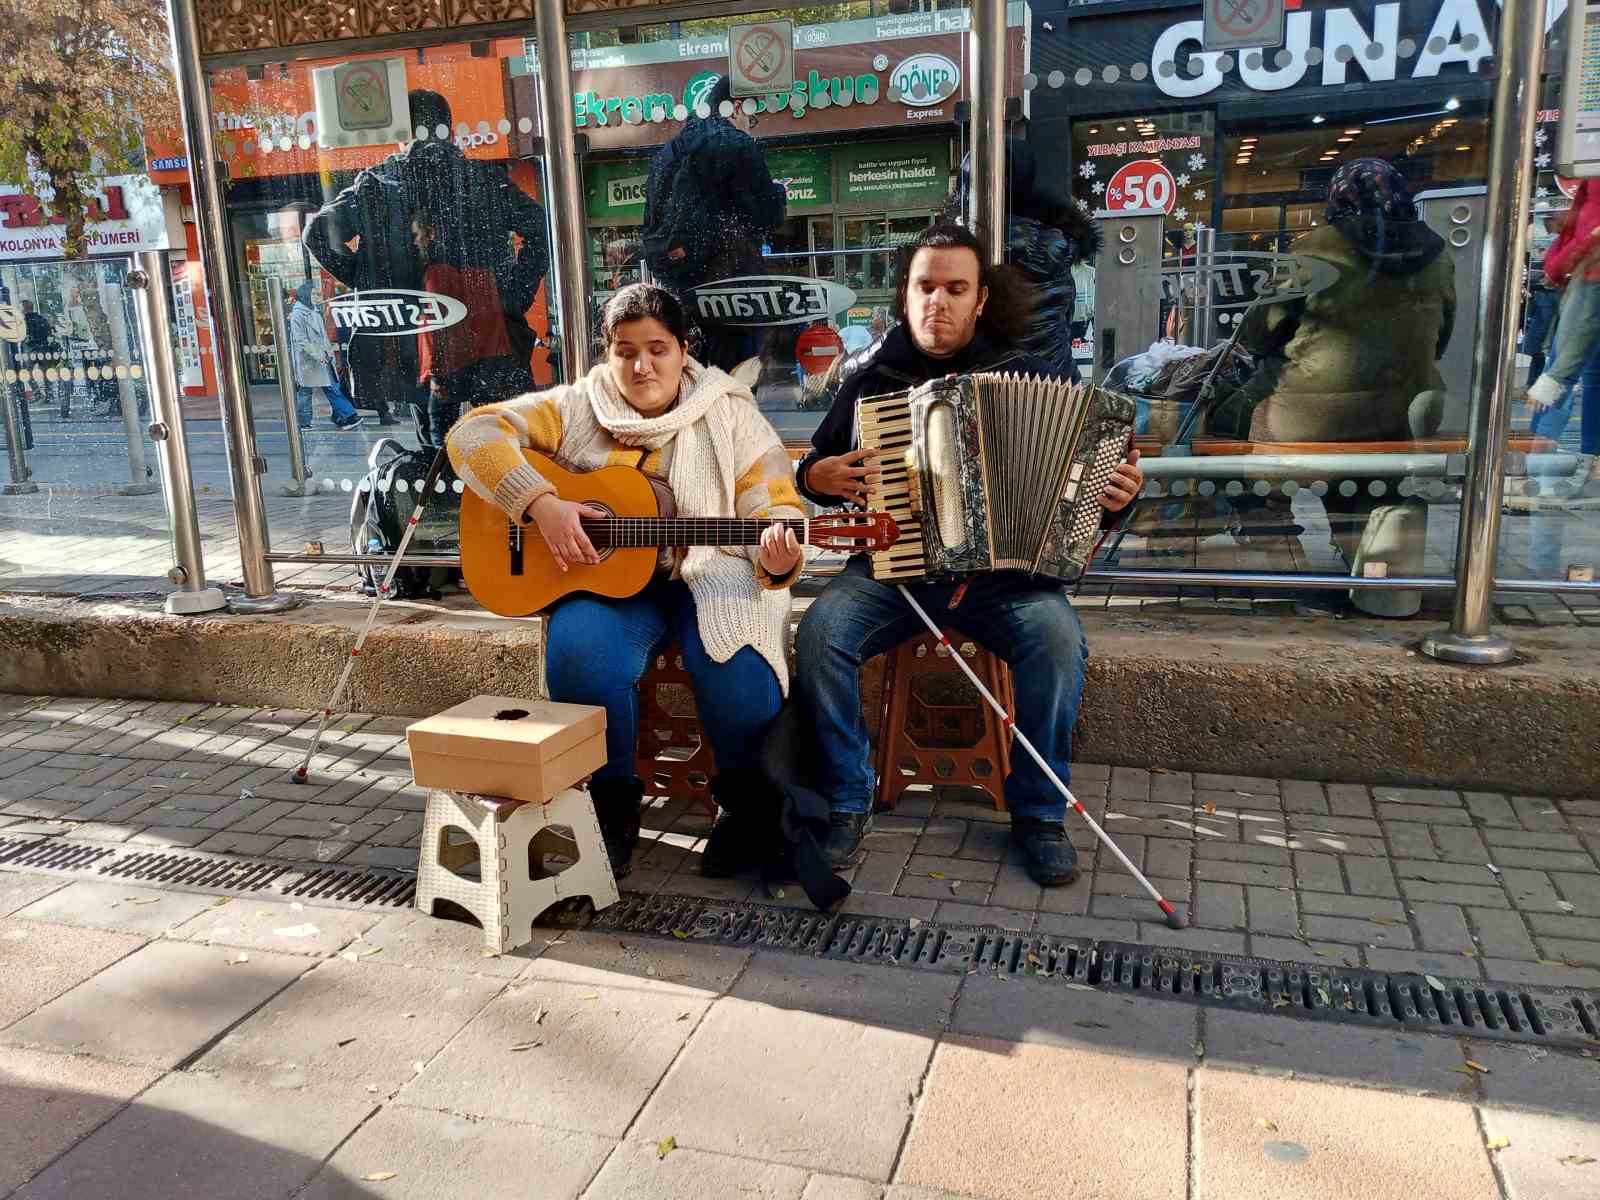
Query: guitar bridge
508 520 524 577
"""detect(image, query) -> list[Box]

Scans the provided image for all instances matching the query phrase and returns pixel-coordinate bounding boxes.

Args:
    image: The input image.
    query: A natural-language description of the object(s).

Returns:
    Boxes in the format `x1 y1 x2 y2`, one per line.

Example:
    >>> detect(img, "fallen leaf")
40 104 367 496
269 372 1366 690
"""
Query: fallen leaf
1316 987 1332 1007
360 1171 398 1182
1272 997 1290 1009
1464 1060 1491 1074
1026 952 1041 967
1314 949 1338 958
509 1041 543 1052
224 952 250 966
273 924 320 939
676 1012 691 1021
1559 1155 1596 1166
1538 959 1568 967
579 993 599 1001
210 898 231 909
1485 1137 1510 1152
928 871 946 879
671 929 689 940
1370 917 1405 926
1451 1066 1478 1077
657 1136 677 1160
1463 949 1477 957
126 897 161 906
1258 1118 1278 1132
1425 975 1446 991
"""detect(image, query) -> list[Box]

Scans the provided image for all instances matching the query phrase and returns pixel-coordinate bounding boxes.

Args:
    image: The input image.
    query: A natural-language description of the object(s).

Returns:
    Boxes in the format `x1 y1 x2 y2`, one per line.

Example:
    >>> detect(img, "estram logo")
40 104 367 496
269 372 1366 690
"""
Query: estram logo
693 276 856 328
328 289 467 337
890 53 960 107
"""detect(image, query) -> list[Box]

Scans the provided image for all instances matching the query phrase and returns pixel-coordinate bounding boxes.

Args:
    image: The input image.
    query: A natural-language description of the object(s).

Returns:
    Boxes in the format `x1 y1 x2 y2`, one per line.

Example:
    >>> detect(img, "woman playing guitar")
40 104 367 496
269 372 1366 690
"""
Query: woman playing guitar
447 284 806 881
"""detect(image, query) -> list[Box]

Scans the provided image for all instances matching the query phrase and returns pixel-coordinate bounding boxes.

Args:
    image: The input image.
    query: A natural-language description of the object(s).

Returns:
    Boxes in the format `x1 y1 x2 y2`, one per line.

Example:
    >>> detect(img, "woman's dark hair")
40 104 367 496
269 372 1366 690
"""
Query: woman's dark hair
892 222 1032 344
601 283 690 346
706 74 735 114
407 89 453 134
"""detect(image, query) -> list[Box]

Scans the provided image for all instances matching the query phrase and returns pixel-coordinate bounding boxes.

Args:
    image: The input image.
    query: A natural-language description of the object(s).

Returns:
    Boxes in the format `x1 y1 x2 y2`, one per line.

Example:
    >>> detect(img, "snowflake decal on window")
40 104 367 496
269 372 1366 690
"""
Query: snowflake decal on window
1176 172 1191 187
1173 206 1189 222
1536 186 1551 199
1187 153 1207 171
1535 129 1548 147
1193 188 1207 201
1536 152 1552 169
1092 181 1106 195
1078 161 1097 178
1076 198 1092 213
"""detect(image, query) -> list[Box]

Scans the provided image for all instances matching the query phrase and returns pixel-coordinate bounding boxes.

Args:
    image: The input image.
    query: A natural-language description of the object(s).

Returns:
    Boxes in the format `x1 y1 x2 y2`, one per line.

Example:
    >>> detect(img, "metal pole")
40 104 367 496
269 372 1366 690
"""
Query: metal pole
267 287 311 497
0 343 36 494
129 251 227 615
1421 0 1544 665
113 371 158 498
163 0 299 611
966 0 1007 264
532 0 593 378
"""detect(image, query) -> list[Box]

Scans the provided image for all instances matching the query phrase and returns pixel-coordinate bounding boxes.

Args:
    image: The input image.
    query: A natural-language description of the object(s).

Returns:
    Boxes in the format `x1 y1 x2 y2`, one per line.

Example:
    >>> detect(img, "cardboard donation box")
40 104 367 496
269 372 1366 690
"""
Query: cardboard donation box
406 696 607 803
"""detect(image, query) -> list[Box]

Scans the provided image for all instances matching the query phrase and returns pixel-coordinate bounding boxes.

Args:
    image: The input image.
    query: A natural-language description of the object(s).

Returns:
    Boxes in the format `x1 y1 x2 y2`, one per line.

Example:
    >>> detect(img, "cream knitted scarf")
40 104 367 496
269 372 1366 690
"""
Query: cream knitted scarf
586 359 792 691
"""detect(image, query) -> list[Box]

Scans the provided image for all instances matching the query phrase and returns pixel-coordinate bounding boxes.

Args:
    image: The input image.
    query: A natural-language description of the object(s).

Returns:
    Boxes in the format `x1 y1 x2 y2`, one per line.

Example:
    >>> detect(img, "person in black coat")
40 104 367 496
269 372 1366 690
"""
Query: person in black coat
947 138 1102 381
305 90 550 444
792 223 1143 889
641 75 786 371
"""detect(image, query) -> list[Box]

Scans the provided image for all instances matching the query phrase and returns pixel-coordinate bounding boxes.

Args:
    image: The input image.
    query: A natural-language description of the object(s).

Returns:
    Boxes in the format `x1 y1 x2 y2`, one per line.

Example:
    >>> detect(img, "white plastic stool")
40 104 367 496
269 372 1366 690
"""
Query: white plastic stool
415 788 619 955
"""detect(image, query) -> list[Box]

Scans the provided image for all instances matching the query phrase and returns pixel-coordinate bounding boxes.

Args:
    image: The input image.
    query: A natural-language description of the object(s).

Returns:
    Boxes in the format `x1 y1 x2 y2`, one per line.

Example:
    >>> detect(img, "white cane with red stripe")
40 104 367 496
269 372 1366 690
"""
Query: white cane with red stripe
895 584 1188 930
292 448 452 785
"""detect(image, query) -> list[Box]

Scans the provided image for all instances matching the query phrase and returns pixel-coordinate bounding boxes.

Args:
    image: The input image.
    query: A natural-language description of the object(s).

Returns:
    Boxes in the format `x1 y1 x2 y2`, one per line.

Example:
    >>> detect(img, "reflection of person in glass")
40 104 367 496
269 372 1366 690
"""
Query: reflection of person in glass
19 300 61 420
1209 158 1454 444
948 139 1103 381
288 282 363 431
446 284 804 881
304 89 549 445
1526 181 1600 496
641 75 786 372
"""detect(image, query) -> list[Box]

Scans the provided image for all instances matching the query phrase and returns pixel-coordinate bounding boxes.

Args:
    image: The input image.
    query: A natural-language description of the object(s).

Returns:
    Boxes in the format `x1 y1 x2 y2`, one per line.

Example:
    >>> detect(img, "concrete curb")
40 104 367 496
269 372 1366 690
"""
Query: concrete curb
1 594 1596 795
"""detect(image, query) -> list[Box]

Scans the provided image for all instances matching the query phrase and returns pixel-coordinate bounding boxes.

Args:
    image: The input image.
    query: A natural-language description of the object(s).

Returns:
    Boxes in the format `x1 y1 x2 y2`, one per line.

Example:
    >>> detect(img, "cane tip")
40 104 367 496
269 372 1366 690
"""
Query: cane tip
290 768 309 785
1164 906 1188 931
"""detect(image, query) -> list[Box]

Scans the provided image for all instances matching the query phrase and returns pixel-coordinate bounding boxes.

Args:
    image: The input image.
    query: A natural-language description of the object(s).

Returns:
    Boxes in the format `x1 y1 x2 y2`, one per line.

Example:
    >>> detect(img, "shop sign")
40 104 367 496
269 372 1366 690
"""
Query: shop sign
890 53 961 107
1046 0 1559 109
837 140 952 208
768 148 833 209
729 20 795 98
693 275 857 327
328 289 468 337
1106 160 1178 213
0 175 168 262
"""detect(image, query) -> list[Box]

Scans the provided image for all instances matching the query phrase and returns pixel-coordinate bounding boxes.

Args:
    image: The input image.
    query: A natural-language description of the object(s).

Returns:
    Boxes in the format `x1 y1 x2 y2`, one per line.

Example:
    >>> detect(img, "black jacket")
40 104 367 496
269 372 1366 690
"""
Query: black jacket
642 115 786 287
796 324 1058 506
1007 205 1102 380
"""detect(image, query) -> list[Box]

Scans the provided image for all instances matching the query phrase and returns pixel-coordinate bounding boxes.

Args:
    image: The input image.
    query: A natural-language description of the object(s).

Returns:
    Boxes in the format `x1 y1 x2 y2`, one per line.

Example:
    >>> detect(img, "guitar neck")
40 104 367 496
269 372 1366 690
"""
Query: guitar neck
580 517 810 549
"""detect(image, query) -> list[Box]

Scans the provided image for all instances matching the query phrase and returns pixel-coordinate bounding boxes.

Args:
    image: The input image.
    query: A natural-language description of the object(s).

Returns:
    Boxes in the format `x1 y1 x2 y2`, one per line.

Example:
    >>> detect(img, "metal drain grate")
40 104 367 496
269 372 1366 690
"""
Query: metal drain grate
591 893 1600 1050
0 837 415 911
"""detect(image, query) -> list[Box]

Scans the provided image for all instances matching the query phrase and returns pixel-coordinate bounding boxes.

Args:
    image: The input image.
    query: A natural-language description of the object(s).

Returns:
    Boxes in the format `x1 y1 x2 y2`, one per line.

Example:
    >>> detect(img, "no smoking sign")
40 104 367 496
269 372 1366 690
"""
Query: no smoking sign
729 20 795 99
1202 0 1285 52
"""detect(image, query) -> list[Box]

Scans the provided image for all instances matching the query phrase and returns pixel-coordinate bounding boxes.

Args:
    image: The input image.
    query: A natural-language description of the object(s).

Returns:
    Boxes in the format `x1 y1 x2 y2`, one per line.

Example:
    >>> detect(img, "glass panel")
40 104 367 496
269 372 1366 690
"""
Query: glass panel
206 41 564 591
1028 5 1510 610
1 242 174 596
1497 51 1600 611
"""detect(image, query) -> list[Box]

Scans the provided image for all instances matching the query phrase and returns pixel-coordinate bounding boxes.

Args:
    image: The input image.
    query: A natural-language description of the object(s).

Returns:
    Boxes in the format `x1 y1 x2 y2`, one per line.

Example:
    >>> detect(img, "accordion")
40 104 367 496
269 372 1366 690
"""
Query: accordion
857 372 1135 584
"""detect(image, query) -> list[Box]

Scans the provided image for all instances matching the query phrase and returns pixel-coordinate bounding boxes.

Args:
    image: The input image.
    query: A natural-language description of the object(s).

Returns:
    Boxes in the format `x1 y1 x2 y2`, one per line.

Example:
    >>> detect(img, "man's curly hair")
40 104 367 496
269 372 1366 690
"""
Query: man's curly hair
891 222 1033 345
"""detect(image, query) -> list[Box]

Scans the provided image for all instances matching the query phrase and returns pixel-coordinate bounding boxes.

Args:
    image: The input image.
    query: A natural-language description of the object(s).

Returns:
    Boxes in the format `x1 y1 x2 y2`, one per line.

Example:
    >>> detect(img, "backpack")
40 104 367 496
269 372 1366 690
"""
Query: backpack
349 439 462 600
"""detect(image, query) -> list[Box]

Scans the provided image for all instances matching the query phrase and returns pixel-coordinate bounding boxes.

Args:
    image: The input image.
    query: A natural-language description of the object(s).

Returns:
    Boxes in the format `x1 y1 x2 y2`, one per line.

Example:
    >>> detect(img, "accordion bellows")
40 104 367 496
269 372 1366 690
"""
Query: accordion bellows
858 373 1136 584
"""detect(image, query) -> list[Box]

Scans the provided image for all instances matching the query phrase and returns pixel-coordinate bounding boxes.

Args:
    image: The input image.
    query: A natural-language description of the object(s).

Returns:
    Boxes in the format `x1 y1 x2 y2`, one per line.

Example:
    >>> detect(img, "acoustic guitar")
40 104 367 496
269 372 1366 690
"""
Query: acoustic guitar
459 449 900 617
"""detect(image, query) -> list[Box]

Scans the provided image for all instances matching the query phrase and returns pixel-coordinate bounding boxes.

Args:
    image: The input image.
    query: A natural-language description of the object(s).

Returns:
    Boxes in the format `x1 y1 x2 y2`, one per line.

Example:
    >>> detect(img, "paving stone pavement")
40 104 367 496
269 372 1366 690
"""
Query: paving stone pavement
0 868 1596 1200
3 694 1599 991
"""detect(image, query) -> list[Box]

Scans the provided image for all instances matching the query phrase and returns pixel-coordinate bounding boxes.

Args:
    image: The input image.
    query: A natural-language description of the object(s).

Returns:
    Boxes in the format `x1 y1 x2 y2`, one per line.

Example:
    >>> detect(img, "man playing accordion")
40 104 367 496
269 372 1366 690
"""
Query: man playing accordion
794 223 1144 887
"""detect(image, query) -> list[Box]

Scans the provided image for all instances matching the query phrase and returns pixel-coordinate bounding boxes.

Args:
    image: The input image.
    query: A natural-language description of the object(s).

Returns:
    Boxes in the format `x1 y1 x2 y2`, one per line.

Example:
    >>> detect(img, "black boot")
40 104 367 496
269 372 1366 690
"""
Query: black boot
1011 818 1080 887
589 776 644 880
820 810 871 870
701 769 779 879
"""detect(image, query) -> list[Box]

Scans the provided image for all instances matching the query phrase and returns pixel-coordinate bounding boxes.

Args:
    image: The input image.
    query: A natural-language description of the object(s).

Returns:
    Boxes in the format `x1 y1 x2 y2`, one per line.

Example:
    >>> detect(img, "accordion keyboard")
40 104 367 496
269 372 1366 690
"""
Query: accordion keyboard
857 392 927 580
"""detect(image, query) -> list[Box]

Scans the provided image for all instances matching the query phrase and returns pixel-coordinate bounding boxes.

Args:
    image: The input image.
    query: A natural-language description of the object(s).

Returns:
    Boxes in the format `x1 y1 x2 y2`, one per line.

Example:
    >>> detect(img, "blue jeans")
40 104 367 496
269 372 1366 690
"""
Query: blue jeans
1531 329 1600 455
1524 288 1559 386
793 557 1088 822
544 577 783 781
295 384 358 428
1544 280 1600 387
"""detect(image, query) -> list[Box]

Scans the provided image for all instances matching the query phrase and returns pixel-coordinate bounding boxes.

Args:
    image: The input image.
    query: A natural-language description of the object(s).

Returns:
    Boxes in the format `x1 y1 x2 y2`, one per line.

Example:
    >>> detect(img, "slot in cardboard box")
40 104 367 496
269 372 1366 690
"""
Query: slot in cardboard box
407 696 607 803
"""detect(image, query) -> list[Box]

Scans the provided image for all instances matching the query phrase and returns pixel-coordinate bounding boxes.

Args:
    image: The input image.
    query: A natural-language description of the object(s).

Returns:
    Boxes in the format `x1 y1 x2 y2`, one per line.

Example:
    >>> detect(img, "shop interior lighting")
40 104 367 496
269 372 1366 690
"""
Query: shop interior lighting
1312 114 1326 124
1456 145 1472 151
1343 129 1362 135
1116 124 1127 132
1338 136 1355 143
1445 97 1461 110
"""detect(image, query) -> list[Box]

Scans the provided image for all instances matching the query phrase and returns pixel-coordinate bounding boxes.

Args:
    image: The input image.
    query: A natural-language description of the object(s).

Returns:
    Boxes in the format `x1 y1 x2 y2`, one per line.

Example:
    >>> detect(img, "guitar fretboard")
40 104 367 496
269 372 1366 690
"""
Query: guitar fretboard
579 517 809 548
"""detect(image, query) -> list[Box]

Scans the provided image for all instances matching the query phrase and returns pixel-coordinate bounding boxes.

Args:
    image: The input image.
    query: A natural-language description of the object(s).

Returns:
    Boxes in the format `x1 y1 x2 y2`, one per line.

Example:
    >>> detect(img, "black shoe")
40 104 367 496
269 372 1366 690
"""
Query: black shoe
820 810 871 870
1011 818 1080 887
589 776 644 880
701 770 779 878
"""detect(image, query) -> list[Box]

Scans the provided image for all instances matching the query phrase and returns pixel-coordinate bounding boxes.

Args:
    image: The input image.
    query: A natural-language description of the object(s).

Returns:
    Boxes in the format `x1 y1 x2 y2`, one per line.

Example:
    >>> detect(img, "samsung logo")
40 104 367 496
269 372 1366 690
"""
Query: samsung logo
890 53 960 108
327 288 468 337
693 276 856 328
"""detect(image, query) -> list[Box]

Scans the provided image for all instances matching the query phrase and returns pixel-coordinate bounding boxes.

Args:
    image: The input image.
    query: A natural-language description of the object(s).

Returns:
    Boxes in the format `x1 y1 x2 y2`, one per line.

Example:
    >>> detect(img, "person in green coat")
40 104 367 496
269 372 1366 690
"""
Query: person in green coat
1211 157 1455 444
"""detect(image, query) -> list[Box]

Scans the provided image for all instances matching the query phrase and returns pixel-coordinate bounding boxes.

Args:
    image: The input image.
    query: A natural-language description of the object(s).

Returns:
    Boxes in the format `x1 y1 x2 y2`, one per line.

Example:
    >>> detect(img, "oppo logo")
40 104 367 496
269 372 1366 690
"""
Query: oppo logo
694 276 857 328
890 53 961 107
455 131 501 149
328 289 468 336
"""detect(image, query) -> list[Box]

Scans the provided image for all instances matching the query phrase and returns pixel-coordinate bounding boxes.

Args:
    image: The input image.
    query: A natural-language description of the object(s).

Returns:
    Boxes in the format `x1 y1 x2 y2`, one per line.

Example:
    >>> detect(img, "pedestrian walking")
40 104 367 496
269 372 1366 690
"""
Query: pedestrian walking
288 282 362 431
